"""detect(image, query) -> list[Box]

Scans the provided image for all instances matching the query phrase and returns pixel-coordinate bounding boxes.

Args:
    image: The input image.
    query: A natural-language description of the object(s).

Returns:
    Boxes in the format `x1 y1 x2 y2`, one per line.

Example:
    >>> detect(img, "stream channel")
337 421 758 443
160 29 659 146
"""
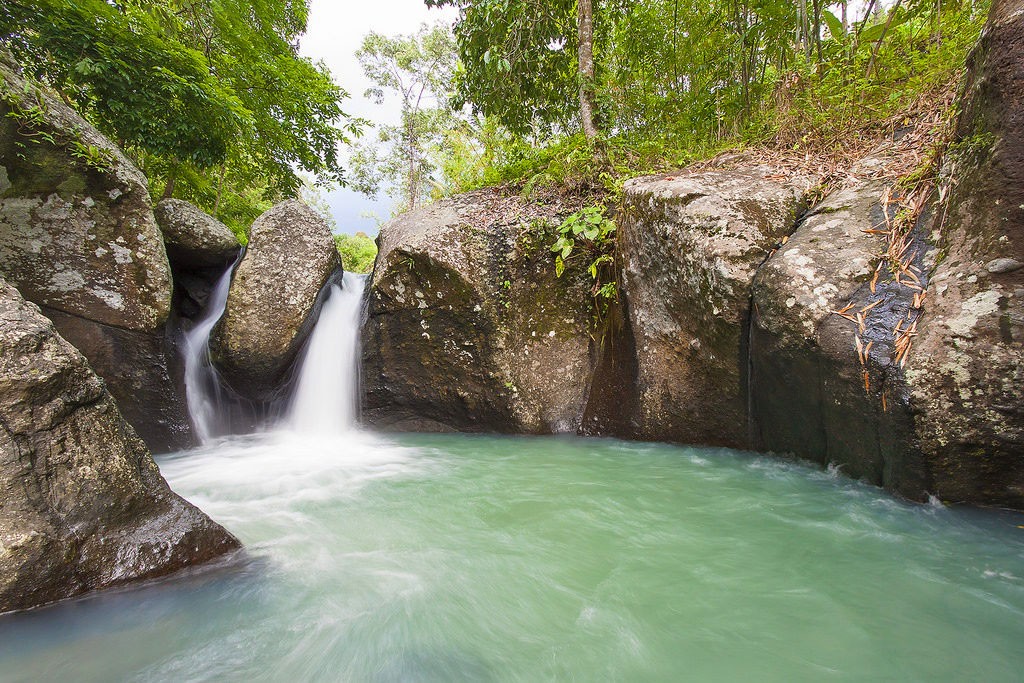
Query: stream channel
1 271 1022 682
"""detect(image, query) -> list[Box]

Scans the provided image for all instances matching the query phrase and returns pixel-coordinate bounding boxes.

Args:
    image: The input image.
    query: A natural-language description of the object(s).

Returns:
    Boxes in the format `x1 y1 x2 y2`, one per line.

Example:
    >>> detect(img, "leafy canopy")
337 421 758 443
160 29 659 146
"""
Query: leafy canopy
426 0 579 134
424 0 989 194
349 23 460 212
0 0 360 232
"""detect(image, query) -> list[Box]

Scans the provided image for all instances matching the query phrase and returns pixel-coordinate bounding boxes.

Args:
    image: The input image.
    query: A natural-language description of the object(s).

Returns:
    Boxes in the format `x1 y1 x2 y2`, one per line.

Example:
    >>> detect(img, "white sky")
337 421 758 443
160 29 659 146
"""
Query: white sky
300 0 456 234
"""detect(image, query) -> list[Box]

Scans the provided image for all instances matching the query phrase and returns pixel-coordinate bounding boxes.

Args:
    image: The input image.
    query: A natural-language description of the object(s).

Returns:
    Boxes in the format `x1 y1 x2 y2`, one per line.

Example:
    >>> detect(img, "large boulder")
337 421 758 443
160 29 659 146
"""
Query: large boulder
0 55 190 452
153 198 240 322
904 0 1024 507
211 200 341 401
0 279 240 613
362 189 595 433
617 166 814 447
0 56 171 332
153 196 239 268
750 159 932 497
154 198 240 270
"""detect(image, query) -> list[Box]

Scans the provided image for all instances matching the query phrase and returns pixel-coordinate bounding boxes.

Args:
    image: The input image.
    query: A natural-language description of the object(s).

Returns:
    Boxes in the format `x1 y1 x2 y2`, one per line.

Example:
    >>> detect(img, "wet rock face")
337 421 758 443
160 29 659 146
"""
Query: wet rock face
0 56 189 452
618 167 814 447
154 199 240 330
154 199 240 270
0 280 240 614
750 167 933 497
748 0 1024 508
362 190 595 433
211 200 341 401
906 0 1024 507
0 57 171 333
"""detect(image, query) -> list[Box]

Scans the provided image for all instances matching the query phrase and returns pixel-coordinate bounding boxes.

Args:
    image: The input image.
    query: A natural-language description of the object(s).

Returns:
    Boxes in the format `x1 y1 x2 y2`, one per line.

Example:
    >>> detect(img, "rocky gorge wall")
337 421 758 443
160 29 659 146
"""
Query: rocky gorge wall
0 55 192 453
359 0 1023 509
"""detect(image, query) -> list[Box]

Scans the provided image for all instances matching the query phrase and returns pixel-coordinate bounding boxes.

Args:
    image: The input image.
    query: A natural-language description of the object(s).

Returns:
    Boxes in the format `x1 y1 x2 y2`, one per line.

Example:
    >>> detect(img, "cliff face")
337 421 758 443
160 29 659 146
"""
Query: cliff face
0 54 189 453
904 0 1024 505
616 166 815 448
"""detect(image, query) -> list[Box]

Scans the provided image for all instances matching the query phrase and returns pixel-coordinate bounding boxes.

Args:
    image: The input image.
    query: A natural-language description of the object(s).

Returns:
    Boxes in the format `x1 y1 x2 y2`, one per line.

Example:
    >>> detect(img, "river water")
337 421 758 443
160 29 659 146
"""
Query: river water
1 430 1022 682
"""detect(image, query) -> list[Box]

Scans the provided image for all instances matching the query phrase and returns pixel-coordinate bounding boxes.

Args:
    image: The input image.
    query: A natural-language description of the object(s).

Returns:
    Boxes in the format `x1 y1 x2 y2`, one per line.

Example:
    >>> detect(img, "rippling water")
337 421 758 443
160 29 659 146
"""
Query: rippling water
2 432 1023 682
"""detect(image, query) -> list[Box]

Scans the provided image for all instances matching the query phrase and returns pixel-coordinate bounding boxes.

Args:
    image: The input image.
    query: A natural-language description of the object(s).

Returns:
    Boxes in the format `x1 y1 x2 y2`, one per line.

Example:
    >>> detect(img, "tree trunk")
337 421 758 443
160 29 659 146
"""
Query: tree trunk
797 0 811 57
162 170 176 200
213 163 226 219
577 0 598 141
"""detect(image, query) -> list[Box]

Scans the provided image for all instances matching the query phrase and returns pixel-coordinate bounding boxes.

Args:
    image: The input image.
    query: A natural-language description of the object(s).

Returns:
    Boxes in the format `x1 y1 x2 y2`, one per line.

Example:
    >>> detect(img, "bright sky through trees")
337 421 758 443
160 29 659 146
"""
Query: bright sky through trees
300 0 456 233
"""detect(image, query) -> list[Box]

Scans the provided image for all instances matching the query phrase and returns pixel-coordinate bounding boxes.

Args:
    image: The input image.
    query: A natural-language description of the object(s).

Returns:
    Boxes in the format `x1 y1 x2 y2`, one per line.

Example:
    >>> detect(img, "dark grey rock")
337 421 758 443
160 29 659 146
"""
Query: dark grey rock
751 163 932 496
211 200 341 401
617 166 815 447
905 0 1024 507
43 307 194 453
0 279 240 614
154 198 240 270
361 190 595 434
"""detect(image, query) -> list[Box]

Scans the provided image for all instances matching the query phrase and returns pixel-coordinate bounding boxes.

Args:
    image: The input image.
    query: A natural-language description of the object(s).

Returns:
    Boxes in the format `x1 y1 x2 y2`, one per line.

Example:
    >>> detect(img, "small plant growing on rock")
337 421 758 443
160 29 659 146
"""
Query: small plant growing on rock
550 204 618 321
551 205 615 276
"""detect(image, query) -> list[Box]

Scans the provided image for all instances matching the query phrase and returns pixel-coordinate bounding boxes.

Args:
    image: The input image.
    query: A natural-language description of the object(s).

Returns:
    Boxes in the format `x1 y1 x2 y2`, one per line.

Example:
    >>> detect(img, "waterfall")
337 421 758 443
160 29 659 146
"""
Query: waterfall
182 262 236 443
287 272 366 434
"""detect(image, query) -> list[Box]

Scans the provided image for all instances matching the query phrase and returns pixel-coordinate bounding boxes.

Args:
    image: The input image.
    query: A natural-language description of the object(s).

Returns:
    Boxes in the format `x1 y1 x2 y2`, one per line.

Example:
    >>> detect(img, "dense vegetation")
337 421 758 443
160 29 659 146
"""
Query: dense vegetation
333 0 988 319
363 0 990 200
0 0 360 238
334 233 378 274
0 0 992 239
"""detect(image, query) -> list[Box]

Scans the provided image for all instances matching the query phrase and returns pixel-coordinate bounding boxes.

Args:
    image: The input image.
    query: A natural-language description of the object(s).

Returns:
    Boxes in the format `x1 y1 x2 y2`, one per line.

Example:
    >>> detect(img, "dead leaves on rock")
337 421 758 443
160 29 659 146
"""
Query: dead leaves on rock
893 314 920 370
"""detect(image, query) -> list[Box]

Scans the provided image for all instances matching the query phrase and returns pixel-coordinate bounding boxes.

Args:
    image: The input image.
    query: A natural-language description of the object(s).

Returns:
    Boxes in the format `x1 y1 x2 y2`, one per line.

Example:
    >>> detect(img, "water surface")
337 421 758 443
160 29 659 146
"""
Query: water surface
2 432 1022 682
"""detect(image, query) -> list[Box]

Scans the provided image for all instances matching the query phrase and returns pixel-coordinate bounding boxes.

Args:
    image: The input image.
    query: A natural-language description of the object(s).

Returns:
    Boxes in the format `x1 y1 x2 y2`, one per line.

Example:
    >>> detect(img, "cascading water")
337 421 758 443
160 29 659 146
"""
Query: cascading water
287 272 366 434
6 263 1024 682
182 262 237 442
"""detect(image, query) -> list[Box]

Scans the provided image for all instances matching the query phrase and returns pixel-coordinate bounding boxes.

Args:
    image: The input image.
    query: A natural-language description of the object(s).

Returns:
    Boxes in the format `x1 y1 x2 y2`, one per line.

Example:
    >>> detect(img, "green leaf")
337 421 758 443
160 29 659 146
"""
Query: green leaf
822 10 844 39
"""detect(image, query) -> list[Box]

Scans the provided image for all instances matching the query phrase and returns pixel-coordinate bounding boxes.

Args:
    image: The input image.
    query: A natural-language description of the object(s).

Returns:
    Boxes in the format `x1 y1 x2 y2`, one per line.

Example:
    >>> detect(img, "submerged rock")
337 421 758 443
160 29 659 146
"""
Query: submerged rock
0 279 240 614
211 200 341 401
0 54 189 452
361 190 595 433
616 166 814 447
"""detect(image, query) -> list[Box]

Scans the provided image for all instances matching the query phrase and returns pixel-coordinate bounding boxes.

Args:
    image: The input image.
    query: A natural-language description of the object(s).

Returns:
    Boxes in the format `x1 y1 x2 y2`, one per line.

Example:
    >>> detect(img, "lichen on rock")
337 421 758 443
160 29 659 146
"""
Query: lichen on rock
211 200 342 401
0 278 240 614
617 165 815 447
361 189 596 434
